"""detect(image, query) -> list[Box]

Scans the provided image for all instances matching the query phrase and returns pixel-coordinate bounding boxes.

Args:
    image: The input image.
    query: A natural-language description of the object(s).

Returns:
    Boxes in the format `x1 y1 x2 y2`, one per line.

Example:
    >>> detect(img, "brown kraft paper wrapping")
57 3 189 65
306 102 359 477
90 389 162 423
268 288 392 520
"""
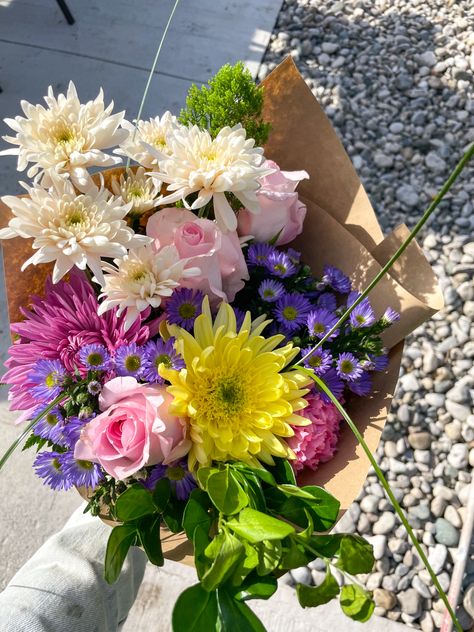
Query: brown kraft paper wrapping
1 57 443 567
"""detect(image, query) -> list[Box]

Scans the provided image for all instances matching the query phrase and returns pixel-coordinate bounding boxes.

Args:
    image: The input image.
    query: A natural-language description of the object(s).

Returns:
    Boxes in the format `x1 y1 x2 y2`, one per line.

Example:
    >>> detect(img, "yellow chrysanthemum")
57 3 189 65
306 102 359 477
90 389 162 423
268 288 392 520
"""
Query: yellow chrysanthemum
160 297 312 469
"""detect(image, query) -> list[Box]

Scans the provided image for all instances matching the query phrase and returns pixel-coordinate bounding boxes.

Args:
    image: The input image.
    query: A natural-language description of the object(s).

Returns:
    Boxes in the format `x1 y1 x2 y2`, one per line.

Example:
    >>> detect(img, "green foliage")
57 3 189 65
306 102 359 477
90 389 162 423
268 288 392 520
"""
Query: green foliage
340 584 375 622
179 62 270 146
104 524 137 584
115 484 156 521
207 467 248 515
172 584 219 632
297 569 340 607
22 432 48 452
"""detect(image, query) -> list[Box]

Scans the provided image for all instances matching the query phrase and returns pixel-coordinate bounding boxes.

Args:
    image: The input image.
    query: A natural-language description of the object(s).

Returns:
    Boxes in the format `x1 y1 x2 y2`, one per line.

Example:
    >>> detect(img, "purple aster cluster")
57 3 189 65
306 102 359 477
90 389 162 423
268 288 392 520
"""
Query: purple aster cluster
234 245 399 404
142 338 185 383
33 449 103 491
166 288 204 331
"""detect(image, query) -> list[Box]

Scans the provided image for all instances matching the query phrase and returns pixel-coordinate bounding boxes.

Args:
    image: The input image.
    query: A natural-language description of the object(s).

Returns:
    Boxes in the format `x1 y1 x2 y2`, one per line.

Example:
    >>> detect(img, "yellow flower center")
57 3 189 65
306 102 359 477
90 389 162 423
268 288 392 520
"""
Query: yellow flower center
178 302 197 319
154 353 171 370
282 306 298 322
45 372 56 387
124 354 141 372
46 413 59 426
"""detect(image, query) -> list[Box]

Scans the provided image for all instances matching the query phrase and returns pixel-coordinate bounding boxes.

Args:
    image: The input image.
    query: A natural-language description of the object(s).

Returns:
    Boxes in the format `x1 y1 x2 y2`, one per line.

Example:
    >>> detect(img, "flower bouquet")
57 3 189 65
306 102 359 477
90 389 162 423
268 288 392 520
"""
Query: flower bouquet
0 59 444 630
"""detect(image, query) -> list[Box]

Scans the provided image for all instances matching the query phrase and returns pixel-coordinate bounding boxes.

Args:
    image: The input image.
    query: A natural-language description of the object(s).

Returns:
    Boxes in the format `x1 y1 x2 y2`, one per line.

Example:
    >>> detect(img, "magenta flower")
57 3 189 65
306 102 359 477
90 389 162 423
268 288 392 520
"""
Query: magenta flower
3 271 149 415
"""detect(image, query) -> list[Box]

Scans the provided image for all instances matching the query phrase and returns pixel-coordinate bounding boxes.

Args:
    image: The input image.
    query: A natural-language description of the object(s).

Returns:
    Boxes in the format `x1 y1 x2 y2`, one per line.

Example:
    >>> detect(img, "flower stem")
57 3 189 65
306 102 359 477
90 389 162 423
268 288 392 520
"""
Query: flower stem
126 0 181 168
304 369 463 632
0 394 66 472
298 143 473 365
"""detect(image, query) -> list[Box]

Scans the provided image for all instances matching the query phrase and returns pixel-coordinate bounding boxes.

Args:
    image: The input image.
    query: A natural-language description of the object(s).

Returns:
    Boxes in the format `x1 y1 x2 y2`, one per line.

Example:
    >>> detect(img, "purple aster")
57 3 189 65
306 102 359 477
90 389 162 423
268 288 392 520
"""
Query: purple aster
34 406 65 445
233 307 247 330
166 288 204 331
371 353 389 372
33 451 72 491
247 243 276 267
60 451 103 489
307 308 339 340
142 460 197 501
258 279 285 303
142 338 184 383
78 343 111 371
348 372 373 396
316 292 337 312
275 293 312 333
29 359 65 404
87 380 102 396
286 248 301 264
318 367 345 403
336 352 363 382
266 251 297 278
348 293 376 329
322 265 352 294
62 415 91 449
115 343 145 377
382 307 400 325
301 347 333 376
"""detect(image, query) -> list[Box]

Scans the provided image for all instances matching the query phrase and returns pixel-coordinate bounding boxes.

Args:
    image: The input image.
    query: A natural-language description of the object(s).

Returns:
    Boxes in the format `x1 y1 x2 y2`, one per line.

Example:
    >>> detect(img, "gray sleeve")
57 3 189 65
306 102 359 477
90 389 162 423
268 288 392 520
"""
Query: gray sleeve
0 504 147 632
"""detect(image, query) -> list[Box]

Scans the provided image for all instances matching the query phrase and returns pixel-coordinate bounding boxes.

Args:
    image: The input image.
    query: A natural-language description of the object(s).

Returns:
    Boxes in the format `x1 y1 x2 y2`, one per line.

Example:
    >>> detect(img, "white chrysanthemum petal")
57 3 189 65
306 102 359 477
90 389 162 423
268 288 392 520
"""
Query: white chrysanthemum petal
98 244 201 330
116 112 179 168
0 176 149 283
110 167 162 215
1 82 125 190
153 124 272 232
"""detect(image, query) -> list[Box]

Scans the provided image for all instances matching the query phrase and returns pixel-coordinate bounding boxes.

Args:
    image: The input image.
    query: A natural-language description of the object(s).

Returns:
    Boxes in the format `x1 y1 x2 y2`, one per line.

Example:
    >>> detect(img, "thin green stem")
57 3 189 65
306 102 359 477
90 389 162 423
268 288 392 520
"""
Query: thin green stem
0 393 66 472
126 0 181 168
304 369 463 632
298 143 473 365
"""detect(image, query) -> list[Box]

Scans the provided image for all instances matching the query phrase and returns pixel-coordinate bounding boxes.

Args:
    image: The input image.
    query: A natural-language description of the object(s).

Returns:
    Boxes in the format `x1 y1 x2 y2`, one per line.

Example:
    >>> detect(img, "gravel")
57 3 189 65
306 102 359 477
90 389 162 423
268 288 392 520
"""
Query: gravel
261 0 473 628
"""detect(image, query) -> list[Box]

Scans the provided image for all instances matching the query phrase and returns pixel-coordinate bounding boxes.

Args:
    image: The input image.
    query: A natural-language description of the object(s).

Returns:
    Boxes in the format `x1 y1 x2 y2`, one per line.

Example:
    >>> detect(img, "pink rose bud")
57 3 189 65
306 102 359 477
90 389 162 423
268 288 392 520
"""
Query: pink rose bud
147 208 248 305
237 159 309 246
74 376 190 480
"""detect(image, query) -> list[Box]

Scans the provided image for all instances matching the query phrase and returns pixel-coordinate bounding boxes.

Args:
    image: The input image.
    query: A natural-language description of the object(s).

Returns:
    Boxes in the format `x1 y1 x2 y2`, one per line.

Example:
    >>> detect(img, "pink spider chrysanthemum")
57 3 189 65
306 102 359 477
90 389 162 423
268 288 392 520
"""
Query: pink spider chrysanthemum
2 271 149 419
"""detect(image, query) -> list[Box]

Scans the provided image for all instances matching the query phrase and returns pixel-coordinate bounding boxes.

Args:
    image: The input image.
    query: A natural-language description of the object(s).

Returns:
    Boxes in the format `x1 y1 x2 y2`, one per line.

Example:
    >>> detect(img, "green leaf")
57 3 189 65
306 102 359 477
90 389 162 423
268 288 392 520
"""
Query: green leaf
115 484 156 522
216 588 267 632
279 538 312 570
340 584 375 622
163 501 184 533
232 469 266 512
172 584 218 632
22 433 48 452
277 485 340 531
197 467 219 490
137 514 164 566
202 531 245 592
227 508 294 543
230 463 276 487
152 477 171 512
233 573 277 602
297 569 340 607
207 468 248 515
268 458 296 485
104 524 137 584
229 540 259 587
337 535 374 575
183 489 212 541
256 539 282 575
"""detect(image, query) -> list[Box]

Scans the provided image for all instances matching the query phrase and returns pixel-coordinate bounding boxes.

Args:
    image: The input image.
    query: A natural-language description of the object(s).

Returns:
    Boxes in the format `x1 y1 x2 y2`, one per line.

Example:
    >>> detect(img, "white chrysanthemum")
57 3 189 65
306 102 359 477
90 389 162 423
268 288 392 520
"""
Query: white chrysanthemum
110 167 162 216
0 174 150 284
98 245 200 330
0 82 127 191
116 112 178 168
149 124 274 232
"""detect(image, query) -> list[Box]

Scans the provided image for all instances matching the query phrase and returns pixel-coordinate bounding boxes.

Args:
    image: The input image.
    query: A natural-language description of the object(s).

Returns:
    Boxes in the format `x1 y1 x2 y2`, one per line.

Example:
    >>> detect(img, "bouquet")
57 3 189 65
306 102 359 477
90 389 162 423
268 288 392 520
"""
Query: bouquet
0 59 443 631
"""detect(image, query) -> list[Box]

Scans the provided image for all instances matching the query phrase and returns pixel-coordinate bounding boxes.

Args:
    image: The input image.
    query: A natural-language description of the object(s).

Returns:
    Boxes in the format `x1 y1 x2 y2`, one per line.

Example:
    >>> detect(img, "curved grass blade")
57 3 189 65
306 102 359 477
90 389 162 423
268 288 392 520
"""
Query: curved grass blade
303 368 463 632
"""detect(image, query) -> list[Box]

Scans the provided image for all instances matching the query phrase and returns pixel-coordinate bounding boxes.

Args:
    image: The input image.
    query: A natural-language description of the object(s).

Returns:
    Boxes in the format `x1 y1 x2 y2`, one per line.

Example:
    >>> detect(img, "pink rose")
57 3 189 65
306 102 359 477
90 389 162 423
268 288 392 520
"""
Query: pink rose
74 376 190 479
237 160 309 245
146 208 248 305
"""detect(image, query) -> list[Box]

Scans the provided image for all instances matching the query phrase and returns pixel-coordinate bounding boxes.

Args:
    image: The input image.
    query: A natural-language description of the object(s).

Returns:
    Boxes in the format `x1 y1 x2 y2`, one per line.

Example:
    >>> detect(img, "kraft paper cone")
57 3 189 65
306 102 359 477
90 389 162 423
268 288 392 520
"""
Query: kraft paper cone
1 57 443 568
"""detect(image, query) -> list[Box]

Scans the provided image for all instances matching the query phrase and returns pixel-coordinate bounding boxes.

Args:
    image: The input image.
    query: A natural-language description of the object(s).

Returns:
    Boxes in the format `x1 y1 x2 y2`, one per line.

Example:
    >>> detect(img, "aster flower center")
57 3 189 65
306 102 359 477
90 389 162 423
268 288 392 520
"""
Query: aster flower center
282 306 298 322
46 413 59 426
124 354 142 373
77 460 94 471
308 355 322 368
167 466 186 481
312 323 325 335
52 458 62 472
178 302 197 319
154 353 172 370
340 359 355 374
87 352 105 367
